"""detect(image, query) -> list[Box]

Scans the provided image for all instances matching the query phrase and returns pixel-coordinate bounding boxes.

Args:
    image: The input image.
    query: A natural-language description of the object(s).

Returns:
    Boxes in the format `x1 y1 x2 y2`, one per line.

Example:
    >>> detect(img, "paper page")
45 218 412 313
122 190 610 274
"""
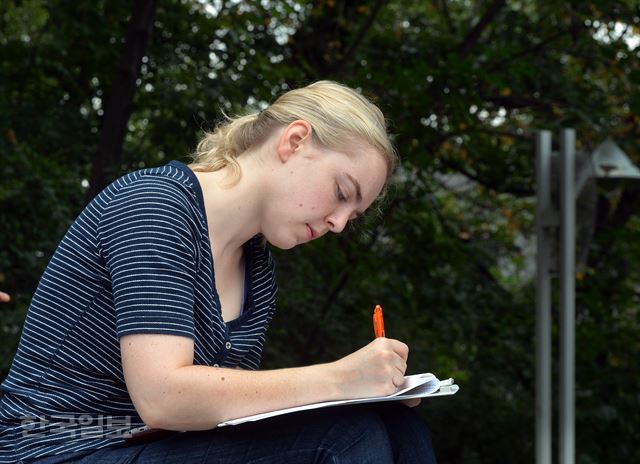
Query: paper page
219 373 443 427
391 373 439 396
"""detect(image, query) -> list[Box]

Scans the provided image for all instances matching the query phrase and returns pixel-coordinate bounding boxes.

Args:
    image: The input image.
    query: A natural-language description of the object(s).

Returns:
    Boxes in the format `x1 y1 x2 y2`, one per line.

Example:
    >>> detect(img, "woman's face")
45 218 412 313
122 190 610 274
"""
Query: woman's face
261 140 388 250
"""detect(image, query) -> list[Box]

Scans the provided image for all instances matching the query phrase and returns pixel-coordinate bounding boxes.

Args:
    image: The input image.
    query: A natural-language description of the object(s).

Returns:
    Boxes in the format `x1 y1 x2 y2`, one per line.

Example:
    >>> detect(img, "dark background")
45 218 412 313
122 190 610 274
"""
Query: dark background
2 1 639 462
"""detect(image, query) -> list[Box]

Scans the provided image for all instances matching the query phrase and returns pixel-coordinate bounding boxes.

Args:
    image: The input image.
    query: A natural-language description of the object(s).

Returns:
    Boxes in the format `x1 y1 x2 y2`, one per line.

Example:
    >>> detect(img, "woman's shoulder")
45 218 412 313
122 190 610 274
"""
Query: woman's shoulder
94 162 200 211
89 162 208 242
114 161 196 193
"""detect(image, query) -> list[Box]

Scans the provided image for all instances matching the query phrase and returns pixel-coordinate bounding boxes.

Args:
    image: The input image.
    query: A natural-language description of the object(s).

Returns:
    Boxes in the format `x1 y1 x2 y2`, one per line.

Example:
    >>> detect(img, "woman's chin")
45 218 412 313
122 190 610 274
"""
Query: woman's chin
263 234 298 250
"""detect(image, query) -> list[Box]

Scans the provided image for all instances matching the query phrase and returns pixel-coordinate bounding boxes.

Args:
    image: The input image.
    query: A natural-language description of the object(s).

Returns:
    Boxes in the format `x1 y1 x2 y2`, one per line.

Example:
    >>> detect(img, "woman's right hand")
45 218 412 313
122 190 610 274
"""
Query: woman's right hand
329 337 409 400
0 291 10 303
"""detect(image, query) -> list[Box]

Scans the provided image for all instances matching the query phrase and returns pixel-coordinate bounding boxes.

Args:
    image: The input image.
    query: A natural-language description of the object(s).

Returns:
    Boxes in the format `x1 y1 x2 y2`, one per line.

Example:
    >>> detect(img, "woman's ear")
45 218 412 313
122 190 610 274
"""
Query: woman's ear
276 120 313 163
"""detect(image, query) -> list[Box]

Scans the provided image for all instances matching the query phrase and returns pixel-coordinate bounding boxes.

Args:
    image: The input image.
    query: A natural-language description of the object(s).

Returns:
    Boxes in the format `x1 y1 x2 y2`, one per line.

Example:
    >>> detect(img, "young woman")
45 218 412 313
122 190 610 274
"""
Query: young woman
0 81 436 463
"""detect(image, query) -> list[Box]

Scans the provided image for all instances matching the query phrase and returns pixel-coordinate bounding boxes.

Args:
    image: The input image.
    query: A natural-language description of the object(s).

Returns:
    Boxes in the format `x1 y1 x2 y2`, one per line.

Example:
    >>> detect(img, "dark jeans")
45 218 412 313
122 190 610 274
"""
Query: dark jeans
28 403 436 464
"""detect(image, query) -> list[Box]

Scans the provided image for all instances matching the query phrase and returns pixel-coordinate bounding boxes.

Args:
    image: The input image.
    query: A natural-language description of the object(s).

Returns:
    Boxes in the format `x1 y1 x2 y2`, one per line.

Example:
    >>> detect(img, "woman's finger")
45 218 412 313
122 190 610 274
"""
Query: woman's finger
400 398 421 408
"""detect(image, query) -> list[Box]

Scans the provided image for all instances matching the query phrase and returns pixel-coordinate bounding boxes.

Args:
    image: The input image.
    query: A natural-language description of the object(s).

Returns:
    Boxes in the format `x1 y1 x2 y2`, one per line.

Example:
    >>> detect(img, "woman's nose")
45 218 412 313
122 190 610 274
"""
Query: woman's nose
326 211 349 233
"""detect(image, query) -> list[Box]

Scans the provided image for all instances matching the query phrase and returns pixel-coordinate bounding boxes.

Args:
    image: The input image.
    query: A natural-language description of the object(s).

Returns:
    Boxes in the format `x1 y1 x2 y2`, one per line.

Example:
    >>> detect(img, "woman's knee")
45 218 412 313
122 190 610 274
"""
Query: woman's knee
307 406 394 463
373 403 437 463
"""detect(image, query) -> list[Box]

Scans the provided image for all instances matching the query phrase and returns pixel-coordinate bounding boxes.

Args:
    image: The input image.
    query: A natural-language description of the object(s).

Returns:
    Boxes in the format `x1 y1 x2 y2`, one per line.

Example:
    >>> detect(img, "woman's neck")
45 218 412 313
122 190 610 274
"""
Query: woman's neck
193 158 265 261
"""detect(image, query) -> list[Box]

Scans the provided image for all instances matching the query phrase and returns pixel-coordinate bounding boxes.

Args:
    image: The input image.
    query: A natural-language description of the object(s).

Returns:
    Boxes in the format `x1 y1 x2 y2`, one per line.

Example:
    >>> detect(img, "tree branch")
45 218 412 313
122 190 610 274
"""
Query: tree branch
608 186 640 230
482 95 557 110
435 0 456 35
443 127 532 142
488 30 568 71
331 0 387 74
84 0 158 204
457 0 506 57
439 156 534 196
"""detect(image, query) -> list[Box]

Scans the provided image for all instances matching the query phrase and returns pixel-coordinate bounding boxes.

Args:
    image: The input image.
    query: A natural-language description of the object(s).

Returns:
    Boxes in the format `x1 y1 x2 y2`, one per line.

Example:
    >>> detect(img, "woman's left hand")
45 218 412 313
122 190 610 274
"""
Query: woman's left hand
400 398 421 408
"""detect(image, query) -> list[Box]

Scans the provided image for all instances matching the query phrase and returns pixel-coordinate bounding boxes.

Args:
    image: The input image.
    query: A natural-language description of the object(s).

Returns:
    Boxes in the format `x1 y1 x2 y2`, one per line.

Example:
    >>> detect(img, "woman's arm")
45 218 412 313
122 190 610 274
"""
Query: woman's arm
120 333 409 430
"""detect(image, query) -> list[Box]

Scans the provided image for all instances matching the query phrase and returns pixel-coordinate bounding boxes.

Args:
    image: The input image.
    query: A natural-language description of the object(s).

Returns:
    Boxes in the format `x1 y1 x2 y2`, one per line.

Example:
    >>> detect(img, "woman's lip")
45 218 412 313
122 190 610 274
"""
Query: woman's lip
307 224 317 240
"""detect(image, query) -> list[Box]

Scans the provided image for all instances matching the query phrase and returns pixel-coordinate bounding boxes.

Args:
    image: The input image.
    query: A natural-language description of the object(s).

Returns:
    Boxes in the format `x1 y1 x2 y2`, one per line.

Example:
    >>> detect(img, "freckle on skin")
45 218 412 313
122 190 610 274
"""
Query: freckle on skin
221 377 225 381
298 203 303 207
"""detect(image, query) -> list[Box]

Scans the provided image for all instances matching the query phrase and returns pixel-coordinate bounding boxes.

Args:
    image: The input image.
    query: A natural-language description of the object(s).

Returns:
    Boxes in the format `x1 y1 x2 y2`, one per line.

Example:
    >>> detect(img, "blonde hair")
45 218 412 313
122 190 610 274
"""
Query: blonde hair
190 81 397 186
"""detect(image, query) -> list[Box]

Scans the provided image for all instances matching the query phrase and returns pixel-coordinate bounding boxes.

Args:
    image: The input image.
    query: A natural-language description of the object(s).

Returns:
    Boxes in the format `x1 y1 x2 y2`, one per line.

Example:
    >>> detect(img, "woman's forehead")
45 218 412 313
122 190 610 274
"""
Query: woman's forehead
336 148 387 200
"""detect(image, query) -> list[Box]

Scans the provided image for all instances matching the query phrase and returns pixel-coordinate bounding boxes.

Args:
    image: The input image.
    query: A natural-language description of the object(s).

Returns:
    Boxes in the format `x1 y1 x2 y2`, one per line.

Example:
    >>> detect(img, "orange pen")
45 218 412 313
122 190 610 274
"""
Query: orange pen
373 304 385 338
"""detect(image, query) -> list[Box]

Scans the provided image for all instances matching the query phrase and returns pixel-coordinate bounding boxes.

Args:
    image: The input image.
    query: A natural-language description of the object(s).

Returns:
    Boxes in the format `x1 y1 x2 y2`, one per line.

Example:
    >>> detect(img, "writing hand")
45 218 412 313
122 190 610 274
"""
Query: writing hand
331 337 409 399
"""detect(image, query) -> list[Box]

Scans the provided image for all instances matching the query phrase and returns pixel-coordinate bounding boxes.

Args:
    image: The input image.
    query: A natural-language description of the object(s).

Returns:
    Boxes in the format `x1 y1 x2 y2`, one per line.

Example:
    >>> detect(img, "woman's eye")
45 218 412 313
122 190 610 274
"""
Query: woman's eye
336 185 347 202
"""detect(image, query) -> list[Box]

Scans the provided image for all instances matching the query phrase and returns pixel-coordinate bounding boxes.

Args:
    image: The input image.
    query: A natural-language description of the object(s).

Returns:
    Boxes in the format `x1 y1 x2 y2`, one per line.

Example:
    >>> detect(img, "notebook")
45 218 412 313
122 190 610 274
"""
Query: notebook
218 373 459 426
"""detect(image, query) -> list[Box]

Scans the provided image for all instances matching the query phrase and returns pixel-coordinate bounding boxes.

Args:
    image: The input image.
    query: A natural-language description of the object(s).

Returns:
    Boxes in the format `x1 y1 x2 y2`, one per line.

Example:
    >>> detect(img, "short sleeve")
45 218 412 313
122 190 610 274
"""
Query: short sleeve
97 177 199 339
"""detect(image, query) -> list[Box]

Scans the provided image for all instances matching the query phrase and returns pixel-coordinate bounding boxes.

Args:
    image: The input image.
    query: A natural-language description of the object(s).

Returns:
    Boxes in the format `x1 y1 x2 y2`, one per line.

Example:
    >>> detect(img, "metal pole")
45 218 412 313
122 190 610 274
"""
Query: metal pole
559 129 576 464
535 131 553 464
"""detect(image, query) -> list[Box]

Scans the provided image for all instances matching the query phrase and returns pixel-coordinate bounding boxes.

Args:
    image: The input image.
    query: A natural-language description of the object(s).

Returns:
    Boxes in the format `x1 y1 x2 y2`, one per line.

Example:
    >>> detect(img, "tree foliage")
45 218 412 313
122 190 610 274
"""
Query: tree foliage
2 1 640 462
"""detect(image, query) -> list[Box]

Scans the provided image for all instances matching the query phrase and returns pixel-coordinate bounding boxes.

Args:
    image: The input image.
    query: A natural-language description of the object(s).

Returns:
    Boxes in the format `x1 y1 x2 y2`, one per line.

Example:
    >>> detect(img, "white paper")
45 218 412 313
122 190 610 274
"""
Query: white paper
219 373 456 427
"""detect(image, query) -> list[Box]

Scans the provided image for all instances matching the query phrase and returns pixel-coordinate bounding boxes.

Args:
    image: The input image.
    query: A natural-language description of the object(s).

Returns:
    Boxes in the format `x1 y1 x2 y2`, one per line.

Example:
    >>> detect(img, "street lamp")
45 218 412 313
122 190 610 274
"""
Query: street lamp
592 138 640 180
535 131 640 464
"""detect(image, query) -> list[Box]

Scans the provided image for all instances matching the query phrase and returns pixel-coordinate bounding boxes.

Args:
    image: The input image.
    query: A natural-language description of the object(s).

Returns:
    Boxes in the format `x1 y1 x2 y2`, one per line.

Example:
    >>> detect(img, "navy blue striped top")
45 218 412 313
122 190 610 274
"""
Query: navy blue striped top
0 161 278 462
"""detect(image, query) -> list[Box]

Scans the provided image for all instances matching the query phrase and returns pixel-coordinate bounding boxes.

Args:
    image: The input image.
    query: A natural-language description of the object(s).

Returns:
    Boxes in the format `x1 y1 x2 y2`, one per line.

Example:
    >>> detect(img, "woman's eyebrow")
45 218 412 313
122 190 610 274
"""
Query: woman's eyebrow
345 173 362 202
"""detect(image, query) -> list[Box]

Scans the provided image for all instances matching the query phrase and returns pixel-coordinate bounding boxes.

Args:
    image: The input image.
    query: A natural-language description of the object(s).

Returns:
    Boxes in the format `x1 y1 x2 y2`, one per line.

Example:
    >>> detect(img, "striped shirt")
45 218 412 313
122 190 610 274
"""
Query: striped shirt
0 161 278 462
